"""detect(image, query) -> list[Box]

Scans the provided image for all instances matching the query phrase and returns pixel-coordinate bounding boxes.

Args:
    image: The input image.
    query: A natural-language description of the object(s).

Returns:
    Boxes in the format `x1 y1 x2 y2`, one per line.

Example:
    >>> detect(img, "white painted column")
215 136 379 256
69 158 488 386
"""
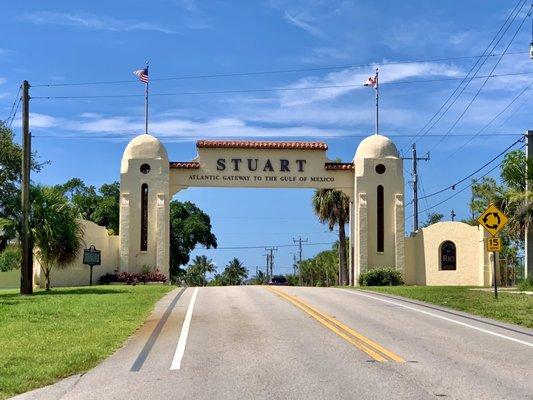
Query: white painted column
119 193 130 272
356 193 368 285
348 198 355 286
394 193 405 274
155 193 169 276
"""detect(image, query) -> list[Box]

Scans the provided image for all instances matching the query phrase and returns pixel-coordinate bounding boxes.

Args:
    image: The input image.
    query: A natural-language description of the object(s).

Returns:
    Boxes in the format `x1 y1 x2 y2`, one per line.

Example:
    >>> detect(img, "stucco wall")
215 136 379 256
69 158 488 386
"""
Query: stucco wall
404 222 488 286
34 220 119 288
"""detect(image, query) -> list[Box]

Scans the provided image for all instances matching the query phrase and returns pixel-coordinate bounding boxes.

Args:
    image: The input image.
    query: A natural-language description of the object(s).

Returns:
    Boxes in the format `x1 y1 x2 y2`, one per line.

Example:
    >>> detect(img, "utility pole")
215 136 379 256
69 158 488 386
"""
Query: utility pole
291 252 297 275
403 144 430 233
263 252 270 282
525 130 533 279
265 247 277 280
20 81 32 295
451 209 456 222
293 237 308 285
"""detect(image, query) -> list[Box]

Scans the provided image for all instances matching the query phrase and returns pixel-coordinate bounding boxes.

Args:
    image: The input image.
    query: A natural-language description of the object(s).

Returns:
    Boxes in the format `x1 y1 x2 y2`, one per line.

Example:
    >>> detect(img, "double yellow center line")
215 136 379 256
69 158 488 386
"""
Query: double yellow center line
267 287 404 363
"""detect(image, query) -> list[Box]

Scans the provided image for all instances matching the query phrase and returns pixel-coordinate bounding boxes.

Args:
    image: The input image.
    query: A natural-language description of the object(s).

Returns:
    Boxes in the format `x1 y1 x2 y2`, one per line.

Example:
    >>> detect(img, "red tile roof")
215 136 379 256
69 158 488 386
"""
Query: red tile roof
169 161 200 169
196 140 328 150
324 162 354 170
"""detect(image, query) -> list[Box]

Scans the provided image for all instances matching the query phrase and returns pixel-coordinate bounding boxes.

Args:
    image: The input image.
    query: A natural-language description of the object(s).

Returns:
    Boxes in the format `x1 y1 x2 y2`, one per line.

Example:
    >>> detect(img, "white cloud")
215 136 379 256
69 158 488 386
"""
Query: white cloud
23 11 176 34
283 12 323 37
0 77 6 85
278 62 463 106
80 112 102 119
27 113 60 128
27 112 349 141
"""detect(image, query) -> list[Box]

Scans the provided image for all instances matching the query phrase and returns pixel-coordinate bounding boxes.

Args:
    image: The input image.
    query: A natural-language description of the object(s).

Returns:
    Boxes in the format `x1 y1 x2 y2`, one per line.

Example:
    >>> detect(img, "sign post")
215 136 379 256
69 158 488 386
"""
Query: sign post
83 245 101 286
478 204 508 299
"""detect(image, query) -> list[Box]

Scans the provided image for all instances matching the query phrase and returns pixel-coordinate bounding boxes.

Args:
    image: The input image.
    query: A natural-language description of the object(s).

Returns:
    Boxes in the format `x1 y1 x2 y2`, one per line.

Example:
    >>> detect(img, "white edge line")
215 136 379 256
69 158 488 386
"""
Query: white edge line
339 289 533 348
170 287 199 370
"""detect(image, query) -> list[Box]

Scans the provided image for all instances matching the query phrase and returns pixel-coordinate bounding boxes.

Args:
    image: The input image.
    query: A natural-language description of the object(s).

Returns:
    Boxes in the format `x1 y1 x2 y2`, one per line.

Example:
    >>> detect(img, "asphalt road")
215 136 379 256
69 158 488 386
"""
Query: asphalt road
14 286 533 400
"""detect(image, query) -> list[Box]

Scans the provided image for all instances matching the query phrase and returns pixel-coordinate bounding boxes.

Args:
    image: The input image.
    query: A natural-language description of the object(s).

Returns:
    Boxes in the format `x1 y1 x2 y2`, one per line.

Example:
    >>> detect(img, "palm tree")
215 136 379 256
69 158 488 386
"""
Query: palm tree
312 189 349 285
499 150 533 240
187 255 215 286
1 186 84 290
222 258 248 285
32 187 84 290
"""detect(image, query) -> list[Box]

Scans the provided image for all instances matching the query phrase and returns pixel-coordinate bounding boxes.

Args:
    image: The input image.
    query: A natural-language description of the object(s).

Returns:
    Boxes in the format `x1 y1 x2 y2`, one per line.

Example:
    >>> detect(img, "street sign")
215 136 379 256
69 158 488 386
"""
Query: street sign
486 237 501 252
477 203 508 237
83 245 101 286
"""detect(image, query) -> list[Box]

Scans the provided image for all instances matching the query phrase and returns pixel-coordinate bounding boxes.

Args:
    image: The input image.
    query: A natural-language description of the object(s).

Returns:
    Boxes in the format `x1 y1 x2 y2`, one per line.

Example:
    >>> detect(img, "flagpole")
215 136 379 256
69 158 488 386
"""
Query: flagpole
145 61 149 135
375 67 379 135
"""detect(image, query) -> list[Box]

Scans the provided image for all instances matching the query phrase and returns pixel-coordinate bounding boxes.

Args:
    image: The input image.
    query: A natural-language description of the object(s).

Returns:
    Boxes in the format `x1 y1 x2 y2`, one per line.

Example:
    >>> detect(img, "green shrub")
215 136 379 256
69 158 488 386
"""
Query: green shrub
358 267 403 286
518 277 533 291
0 246 21 272
285 274 299 286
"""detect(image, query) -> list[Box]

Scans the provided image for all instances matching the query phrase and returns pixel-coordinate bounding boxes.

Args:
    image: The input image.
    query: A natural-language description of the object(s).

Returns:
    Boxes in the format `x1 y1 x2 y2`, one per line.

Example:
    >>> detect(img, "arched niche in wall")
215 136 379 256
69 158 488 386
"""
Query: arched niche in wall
440 240 456 270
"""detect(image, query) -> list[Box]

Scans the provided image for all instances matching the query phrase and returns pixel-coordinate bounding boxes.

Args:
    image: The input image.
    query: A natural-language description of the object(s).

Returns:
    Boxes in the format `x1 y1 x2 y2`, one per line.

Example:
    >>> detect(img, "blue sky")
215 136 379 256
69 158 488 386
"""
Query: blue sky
1 0 532 276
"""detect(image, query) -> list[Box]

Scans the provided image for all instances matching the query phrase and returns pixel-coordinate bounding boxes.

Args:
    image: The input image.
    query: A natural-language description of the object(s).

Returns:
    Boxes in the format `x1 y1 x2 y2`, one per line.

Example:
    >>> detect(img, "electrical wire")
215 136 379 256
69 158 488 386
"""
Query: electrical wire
405 147 523 221
32 133 524 140
418 137 524 201
2 86 21 126
30 71 533 100
439 81 533 162
198 241 335 250
426 2 533 153
400 0 528 152
29 51 528 88
7 97 22 129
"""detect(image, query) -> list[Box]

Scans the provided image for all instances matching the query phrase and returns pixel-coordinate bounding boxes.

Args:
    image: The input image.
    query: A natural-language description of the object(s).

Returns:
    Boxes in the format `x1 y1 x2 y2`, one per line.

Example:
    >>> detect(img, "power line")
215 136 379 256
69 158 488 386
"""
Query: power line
439 81 533 162
426 2 533 153
7 97 21 129
30 51 528 88
33 132 525 140
418 137 523 201
31 71 533 100
199 241 335 250
401 0 529 152
405 148 523 220
2 86 21 127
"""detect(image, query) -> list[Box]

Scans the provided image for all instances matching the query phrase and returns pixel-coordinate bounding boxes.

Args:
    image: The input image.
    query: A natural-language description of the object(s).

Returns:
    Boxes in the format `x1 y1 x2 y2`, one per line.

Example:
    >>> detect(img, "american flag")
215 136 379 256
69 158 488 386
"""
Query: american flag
133 68 149 83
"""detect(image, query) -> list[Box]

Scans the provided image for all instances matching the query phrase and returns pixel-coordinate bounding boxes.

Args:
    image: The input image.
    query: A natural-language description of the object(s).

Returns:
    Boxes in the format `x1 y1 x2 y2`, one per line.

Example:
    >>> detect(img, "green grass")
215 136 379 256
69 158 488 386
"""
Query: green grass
0 285 174 399
356 286 533 328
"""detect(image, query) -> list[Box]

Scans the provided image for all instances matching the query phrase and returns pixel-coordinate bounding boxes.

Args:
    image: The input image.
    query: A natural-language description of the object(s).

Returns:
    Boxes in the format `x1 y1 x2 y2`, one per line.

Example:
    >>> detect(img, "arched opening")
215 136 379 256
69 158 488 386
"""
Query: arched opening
377 185 384 252
440 241 456 270
141 183 148 251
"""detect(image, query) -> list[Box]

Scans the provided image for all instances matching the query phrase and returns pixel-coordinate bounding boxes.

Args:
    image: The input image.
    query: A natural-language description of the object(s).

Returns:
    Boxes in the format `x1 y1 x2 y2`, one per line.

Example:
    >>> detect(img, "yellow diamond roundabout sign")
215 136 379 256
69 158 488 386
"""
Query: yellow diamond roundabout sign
477 203 508 237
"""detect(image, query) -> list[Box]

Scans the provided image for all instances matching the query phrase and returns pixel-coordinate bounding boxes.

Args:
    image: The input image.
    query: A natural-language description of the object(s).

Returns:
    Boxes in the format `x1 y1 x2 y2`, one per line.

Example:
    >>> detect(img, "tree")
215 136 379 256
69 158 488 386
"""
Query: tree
1 186 84 290
0 123 45 251
55 179 120 234
169 201 217 281
312 189 349 285
185 255 215 286
498 150 533 241
421 212 444 228
221 258 248 285
249 269 267 285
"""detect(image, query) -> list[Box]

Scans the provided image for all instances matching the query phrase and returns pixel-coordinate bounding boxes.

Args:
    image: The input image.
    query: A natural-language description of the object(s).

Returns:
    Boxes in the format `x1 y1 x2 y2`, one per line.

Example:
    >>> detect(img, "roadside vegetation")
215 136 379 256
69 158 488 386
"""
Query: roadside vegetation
357 286 533 328
0 285 173 399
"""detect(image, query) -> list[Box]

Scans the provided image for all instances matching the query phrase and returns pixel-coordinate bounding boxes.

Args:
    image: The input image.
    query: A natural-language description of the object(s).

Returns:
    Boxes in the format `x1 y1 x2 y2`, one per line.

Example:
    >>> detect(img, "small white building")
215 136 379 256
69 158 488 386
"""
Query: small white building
0 133 496 288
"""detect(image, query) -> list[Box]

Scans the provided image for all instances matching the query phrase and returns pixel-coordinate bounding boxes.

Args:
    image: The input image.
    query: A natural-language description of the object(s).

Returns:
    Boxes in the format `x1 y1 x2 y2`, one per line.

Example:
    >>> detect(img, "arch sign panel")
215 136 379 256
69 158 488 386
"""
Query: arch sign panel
169 140 354 193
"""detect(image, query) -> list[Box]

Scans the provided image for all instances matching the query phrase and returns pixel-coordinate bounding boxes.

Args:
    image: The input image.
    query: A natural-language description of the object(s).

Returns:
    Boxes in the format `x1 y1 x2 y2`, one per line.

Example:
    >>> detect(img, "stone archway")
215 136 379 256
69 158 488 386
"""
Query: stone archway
118 134 405 286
